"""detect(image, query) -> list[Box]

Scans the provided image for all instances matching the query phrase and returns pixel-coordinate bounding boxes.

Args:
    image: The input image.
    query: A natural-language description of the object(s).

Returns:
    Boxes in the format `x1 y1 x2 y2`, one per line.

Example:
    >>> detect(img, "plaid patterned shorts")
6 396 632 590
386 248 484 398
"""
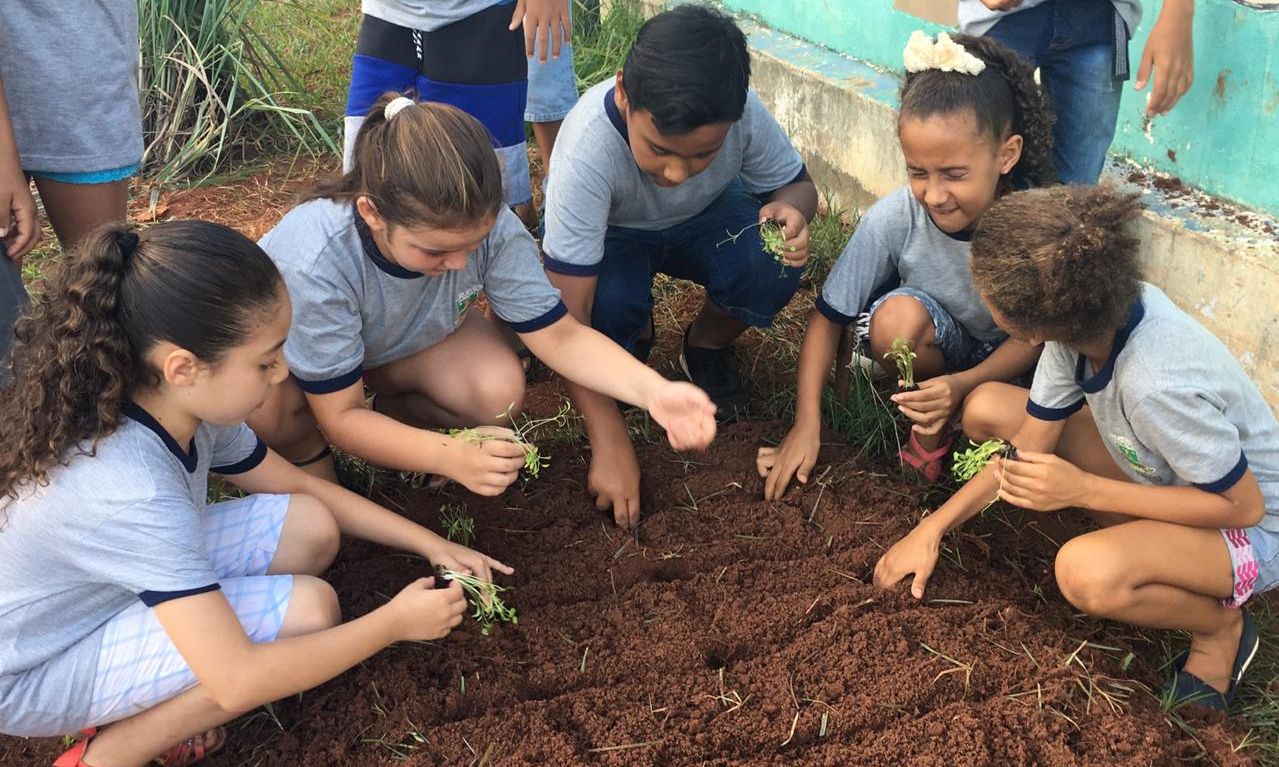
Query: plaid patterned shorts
84 494 293 726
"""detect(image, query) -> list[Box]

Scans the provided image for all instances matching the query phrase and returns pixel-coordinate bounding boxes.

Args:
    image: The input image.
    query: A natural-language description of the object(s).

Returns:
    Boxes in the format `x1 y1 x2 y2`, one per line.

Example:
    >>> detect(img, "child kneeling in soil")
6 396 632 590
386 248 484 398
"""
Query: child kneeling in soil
874 186 1276 710
251 96 716 505
542 5 818 526
757 32 1051 497
0 221 510 765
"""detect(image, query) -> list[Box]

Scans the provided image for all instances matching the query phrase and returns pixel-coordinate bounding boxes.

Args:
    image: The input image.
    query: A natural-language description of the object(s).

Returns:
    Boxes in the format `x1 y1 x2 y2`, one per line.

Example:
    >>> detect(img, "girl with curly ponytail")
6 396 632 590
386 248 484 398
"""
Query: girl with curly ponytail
877 185 1279 712
0 220 511 766
760 31 1053 497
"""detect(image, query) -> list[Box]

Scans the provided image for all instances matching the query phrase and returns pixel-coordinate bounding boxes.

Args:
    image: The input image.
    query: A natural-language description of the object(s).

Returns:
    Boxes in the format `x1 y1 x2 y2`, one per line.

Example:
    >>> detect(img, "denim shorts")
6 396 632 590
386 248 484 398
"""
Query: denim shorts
524 6 577 123
869 286 998 373
1220 523 1279 609
590 180 802 355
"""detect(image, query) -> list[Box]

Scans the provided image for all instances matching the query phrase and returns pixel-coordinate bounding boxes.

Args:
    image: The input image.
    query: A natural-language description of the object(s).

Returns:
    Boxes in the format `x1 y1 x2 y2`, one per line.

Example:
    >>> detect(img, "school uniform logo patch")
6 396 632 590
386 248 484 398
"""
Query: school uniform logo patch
455 285 481 327
1111 434 1156 476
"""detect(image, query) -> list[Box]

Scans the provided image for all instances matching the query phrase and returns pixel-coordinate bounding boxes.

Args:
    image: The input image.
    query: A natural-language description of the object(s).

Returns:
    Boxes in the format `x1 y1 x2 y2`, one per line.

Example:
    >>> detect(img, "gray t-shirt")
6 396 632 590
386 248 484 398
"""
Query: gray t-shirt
362 0 503 32
1028 284 1279 534
260 199 565 393
958 0 1141 37
0 405 265 735
542 79 805 274
815 185 1004 343
0 1 143 173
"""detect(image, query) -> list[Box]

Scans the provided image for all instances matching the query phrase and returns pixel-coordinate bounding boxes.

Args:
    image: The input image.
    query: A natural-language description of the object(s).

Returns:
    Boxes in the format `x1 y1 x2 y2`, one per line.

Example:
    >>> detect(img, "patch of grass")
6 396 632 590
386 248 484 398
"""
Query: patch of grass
571 0 645 89
439 503 476 546
249 0 359 134
821 360 903 462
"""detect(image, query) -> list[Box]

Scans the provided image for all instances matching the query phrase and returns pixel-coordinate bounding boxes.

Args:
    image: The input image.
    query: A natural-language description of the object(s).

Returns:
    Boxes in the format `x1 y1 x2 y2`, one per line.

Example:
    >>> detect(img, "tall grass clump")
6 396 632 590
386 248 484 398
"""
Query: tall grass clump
571 0 645 89
139 0 336 183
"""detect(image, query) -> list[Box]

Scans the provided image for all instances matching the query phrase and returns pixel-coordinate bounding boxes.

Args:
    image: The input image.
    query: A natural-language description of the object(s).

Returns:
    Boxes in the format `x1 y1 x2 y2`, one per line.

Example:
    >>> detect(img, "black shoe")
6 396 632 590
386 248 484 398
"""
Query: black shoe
679 328 748 423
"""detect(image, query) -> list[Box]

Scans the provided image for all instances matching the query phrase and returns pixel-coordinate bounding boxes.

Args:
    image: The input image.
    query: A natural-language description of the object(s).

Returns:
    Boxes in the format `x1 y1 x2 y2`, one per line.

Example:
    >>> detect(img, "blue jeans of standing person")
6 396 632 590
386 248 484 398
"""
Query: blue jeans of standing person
0 258 26 385
591 181 802 359
986 0 1128 184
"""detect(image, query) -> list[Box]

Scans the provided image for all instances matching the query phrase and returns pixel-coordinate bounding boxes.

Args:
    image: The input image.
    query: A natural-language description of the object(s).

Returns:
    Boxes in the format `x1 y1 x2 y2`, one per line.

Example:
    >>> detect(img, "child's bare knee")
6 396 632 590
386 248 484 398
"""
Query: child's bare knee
960 383 1005 440
280 575 341 637
868 296 932 356
285 494 341 574
470 362 527 423
1054 538 1124 616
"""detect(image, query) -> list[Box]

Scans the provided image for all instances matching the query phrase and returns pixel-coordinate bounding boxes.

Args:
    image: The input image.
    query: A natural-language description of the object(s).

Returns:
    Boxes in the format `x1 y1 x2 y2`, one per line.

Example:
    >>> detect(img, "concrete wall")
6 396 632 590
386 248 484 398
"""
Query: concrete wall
720 0 1279 219
607 1 1279 409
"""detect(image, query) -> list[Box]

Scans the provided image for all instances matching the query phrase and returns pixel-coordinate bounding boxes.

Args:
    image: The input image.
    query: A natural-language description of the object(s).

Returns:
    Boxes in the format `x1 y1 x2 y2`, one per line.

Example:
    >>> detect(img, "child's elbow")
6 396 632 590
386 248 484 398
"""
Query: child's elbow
203 667 263 714
1238 499 1266 528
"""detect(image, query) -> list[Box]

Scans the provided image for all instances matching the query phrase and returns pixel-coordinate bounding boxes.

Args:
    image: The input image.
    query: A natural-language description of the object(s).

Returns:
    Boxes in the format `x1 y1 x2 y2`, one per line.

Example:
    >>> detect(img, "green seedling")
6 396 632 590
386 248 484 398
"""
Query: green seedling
883 337 918 391
441 569 518 636
951 438 1018 482
448 404 546 479
717 219 792 278
439 503 475 546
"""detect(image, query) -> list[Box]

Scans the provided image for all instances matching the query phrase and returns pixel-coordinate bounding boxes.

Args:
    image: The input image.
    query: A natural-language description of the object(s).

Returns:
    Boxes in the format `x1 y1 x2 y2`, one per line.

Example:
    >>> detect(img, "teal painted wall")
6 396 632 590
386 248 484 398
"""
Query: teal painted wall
721 0 1279 217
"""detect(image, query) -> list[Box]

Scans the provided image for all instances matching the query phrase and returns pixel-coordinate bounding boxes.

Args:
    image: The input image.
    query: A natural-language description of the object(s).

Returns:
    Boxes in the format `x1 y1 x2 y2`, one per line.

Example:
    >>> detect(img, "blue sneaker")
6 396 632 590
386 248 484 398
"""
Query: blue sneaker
1165 609 1259 711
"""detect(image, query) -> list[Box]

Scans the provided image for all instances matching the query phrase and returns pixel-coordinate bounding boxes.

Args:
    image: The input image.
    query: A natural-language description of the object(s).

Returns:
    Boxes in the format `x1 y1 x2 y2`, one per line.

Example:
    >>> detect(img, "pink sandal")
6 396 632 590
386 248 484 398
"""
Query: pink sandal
898 429 955 483
53 726 227 767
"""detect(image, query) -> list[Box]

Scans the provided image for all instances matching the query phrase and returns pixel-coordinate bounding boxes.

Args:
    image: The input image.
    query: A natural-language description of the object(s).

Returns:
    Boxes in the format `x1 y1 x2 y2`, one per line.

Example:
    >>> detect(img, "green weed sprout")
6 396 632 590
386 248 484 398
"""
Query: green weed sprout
717 220 792 278
448 405 546 479
441 569 517 636
439 503 475 547
951 438 1017 482
883 338 918 390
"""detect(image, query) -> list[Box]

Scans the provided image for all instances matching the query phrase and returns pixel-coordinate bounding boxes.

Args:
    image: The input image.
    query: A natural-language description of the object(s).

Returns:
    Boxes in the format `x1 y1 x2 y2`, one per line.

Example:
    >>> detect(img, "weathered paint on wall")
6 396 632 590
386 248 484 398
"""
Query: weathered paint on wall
721 0 1279 217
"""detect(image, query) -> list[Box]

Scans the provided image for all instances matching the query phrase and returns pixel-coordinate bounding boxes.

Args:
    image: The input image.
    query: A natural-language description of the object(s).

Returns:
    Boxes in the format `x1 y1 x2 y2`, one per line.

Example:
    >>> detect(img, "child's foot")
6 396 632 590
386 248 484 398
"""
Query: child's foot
1167 609 1259 710
899 429 954 483
151 726 227 766
679 328 748 423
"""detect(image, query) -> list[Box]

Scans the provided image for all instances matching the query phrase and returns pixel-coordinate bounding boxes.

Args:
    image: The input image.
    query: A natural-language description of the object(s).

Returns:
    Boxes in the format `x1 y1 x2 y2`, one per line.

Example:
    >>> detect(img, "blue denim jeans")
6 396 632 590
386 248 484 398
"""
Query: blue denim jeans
592 181 802 355
0 258 27 385
986 0 1127 184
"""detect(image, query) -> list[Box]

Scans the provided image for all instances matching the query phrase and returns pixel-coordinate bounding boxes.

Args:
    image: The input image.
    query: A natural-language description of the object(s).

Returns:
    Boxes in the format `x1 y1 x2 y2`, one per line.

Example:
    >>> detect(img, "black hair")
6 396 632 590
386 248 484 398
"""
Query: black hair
899 34 1056 189
620 4 751 134
0 220 284 502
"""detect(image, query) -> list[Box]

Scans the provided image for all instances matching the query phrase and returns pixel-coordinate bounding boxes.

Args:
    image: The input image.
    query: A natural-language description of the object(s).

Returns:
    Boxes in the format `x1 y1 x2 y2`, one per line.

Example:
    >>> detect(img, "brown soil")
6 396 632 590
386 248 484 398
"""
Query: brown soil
1 159 1259 766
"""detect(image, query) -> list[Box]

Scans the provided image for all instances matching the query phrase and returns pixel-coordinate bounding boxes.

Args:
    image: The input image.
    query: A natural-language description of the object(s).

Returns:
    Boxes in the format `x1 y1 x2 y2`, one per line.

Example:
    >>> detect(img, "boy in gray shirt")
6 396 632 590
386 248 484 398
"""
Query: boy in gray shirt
543 6 817 527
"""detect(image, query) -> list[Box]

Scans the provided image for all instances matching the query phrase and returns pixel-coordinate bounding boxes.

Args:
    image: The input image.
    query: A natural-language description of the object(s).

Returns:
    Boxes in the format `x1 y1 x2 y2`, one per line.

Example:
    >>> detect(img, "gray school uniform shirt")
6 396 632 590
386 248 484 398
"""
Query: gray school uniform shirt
362 0 504 31
541 79 806 275
0 1 143 173
0 405 266 736
815 185 1004 343
1028 283 1279 533
260 199 566 393
958 0 1141 37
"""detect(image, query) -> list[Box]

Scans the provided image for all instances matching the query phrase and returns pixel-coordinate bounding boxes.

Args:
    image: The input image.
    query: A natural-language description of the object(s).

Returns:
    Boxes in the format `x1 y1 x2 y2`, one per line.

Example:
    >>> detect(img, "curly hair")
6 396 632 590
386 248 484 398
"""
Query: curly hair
301 95 503 231
0 220 284 508
900 34 1056 189
971 186 1145 345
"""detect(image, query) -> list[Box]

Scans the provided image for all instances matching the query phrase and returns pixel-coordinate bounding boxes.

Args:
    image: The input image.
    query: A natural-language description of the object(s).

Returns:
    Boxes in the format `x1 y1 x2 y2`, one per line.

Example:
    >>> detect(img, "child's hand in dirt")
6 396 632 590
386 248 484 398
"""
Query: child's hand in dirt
509 0 571 62
758 201 810 268
647 381 717 451
423 539 514 586
388 577 468 641
588 436 643 529
873 522 943 599
992 451 1090 511
451 427 528 496
756 422 820 501
891 375 970 436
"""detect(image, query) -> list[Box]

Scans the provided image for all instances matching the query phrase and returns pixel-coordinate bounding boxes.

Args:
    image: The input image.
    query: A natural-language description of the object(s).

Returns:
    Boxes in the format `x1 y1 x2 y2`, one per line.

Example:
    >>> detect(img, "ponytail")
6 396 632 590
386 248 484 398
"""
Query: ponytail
900 34 1056 189
0 220 283 505
301 94 504 230
971 185 1143 344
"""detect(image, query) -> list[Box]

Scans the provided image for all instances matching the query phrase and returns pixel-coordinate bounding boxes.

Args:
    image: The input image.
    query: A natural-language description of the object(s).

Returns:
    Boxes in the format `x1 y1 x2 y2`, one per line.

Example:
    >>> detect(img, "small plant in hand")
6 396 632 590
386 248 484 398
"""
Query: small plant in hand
440 569 518 636
951 438 1019 482
717 219 791 278
439 503 475 547
884 338 918 391
447 405 547 479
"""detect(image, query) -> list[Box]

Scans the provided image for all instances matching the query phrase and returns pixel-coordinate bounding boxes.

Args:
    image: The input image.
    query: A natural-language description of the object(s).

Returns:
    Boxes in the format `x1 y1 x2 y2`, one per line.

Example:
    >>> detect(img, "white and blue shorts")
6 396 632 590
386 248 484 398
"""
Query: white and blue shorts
84 494 293 727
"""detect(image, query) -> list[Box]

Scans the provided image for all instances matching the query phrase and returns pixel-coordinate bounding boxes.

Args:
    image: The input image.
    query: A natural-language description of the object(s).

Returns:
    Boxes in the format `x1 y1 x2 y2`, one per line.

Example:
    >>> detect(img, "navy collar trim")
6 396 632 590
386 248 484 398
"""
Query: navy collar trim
353 205 423 280
121 401 198 473
1076 299 1145 393
604 87 630 146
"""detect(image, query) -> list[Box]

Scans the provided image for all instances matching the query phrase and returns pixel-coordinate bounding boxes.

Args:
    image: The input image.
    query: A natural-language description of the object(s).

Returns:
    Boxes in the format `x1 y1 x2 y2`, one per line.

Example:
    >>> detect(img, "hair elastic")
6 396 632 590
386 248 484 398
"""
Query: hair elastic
903 31 986 76
384 96 416 121
118 230 140 261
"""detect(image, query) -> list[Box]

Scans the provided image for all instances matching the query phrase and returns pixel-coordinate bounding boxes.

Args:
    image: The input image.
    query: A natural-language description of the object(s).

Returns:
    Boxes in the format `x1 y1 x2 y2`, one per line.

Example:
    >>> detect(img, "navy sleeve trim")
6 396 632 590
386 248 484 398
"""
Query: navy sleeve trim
1026 398 1084 421
543 254 600 277
139 583 221 607
211 438 268 475
293 365 364 395
505 301 568 334
814 294 857 326
1196 452 1249 494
